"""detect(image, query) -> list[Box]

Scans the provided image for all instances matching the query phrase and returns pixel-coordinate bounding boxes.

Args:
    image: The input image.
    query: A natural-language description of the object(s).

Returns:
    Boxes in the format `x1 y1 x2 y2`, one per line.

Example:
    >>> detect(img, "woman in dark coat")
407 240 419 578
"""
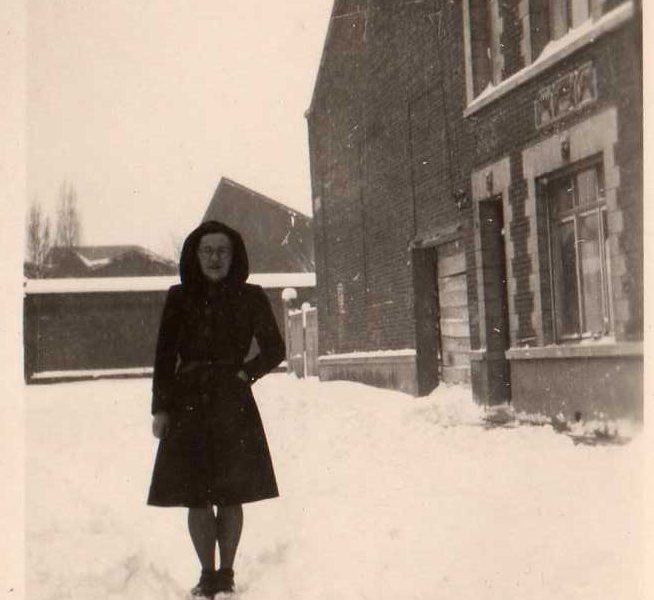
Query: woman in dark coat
147 220 285 597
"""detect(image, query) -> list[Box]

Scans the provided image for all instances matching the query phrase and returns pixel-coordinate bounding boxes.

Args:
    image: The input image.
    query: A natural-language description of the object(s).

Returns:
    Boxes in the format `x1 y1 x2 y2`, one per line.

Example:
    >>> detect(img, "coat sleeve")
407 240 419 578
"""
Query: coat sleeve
242 286 285 383
151 286 183 415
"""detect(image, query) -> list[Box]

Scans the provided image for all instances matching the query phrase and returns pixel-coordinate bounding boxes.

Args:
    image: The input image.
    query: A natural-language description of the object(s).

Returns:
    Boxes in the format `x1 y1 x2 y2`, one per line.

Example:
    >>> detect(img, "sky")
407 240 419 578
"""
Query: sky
27 0 333 257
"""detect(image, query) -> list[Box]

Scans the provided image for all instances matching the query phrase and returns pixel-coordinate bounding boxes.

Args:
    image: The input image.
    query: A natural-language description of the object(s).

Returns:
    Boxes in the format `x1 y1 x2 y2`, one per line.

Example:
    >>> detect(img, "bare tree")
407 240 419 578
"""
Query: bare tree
55 181 82 248
26 198 52 277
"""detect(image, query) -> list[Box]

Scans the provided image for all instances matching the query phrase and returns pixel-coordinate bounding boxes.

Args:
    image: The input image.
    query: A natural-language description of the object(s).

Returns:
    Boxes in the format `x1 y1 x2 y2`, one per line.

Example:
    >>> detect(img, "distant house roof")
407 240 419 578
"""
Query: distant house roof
202 177 315 274
70 245 145 262
43 245 178 278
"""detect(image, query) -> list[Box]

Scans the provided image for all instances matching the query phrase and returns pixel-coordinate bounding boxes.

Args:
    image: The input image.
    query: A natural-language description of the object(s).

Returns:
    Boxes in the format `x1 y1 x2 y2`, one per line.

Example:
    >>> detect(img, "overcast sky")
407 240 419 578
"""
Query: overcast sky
27 0 333 257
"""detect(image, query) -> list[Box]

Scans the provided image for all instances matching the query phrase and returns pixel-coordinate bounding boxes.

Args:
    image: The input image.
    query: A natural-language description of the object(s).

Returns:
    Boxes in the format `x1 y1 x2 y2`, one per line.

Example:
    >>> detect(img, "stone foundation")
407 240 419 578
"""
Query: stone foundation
507 343 643 420
318 352 418 396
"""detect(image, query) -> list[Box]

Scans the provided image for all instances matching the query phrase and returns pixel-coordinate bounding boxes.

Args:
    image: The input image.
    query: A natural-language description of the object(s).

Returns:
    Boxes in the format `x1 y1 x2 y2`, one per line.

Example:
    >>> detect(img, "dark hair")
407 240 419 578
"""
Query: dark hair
179 221 249 290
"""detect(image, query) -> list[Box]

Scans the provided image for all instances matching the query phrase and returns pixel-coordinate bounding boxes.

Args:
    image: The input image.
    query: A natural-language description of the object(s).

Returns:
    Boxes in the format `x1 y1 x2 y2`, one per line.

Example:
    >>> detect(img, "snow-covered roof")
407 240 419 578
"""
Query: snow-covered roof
52 245 160 261
31 367 154 380
75 254 112 268
213 178 312 220
24 272 316 294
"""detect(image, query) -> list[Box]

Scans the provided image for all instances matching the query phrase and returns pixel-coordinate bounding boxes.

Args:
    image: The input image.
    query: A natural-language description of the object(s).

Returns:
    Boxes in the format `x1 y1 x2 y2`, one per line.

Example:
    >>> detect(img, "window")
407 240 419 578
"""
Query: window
531 0 584 59
530 0 629 61
464 0 632 104
545 163 612 340
469 0 493 97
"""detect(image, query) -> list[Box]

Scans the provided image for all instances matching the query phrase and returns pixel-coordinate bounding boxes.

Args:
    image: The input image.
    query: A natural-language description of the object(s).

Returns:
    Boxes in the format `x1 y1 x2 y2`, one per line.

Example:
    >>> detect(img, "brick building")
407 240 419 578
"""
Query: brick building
307 0 642 420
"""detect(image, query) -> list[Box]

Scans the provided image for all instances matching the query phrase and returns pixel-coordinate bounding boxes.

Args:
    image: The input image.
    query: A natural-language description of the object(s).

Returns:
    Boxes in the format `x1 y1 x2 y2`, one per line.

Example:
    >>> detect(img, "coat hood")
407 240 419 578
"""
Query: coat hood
179 220 249 289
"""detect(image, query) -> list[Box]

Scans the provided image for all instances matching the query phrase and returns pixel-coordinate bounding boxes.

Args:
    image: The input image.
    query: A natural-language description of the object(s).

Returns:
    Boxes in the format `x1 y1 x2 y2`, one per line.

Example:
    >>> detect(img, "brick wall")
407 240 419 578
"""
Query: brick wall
24 291 168 377
308 0 469 358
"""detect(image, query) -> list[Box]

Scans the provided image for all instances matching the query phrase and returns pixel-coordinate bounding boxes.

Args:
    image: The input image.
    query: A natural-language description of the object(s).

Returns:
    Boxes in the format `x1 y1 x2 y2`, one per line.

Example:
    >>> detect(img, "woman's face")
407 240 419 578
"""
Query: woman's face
197 232 233 282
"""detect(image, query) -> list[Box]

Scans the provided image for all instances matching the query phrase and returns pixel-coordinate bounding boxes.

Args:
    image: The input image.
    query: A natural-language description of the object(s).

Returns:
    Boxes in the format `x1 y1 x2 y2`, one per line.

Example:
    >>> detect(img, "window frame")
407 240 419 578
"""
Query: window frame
542 157 612 342
462 0 502 103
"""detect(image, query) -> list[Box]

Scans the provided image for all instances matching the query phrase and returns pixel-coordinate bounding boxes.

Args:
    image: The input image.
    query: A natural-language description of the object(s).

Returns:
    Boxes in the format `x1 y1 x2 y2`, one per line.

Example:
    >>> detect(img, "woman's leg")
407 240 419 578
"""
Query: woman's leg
216 503 243 570
188 504 218 571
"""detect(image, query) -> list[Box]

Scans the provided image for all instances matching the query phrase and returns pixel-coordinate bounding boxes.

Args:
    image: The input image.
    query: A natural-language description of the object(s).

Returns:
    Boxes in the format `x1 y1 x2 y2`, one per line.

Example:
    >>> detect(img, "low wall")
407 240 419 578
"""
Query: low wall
318 351 418 396
24 290 167 379
24 275 315 381
507 343 643 421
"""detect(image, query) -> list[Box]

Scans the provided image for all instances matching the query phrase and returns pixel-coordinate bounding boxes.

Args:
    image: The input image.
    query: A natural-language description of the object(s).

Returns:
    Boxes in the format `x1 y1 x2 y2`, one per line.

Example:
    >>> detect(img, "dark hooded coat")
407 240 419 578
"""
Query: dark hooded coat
147 221 285 507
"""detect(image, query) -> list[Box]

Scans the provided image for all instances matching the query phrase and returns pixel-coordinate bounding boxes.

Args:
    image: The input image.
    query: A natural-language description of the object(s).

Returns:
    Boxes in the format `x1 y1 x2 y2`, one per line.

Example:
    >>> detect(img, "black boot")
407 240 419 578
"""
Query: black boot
191 569 217 598
214 568 234 594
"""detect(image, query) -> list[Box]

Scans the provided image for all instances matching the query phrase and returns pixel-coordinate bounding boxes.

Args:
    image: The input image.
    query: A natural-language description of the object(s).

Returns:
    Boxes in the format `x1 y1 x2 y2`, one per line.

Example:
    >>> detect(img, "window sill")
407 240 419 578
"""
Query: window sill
463 2 634 117
506 340 642 360
469 349 507 362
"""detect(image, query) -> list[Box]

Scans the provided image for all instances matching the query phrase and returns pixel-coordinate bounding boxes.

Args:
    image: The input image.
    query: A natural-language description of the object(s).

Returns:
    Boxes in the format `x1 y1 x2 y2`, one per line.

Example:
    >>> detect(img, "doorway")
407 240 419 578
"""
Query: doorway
478 197 511 402
435 238 471 384
413 236 471 394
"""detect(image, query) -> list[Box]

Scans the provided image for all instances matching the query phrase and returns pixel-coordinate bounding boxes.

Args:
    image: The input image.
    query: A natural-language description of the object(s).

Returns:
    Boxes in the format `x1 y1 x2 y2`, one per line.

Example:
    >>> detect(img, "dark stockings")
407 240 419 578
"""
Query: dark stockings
188 503 244 572
216 504 243 570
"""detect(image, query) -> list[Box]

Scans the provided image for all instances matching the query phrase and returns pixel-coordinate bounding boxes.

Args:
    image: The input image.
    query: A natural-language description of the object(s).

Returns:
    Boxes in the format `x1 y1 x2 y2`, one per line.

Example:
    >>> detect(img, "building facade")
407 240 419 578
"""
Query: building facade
307 0 642 420
463 0 642 419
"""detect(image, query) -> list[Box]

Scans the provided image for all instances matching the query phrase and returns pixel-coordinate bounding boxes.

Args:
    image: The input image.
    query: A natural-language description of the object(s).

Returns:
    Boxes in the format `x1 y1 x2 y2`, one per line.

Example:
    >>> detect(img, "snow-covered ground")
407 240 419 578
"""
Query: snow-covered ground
25 375 643 600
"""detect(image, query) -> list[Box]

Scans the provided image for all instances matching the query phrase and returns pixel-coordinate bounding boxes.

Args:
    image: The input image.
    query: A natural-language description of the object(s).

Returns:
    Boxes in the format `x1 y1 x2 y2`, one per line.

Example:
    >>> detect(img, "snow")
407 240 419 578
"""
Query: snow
319 348 416 360
25 375 643 599
24 276 180 294
247 273 316 289
23 273 316 295
534 4 632 65
31 367 153 380
75 253 112 268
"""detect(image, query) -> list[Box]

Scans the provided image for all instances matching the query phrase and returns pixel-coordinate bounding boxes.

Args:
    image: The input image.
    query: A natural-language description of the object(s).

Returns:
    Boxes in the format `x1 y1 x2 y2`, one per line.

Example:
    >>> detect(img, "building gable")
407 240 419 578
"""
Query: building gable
202 178 314 274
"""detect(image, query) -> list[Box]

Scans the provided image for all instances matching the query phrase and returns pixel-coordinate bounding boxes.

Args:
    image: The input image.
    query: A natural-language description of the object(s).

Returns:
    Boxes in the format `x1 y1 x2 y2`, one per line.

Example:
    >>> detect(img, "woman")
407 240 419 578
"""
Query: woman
147 220 285 597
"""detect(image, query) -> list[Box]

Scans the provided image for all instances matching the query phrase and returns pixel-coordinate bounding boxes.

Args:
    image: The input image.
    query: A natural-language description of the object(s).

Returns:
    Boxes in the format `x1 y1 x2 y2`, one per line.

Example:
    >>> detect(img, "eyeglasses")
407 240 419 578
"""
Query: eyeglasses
197 247 232 259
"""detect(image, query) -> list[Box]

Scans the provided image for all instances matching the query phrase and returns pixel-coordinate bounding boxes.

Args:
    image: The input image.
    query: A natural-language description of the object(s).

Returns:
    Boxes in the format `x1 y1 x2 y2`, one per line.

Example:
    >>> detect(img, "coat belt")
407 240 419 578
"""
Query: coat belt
177 359 240 375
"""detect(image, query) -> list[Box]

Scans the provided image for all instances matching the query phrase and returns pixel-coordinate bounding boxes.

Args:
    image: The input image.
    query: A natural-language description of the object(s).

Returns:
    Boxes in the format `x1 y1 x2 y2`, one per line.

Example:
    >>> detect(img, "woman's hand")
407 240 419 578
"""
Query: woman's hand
152 411 170 439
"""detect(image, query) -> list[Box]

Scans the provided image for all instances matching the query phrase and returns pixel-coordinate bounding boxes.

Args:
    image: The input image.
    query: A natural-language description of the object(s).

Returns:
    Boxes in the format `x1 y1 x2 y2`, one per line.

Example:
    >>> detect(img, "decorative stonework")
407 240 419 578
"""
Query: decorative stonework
522 108 624 343
535 62 597 128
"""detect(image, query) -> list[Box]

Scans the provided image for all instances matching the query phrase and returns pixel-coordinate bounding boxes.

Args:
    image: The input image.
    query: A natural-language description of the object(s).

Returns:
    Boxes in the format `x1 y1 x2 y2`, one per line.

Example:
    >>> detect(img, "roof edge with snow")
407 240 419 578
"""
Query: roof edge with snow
24 273 316 294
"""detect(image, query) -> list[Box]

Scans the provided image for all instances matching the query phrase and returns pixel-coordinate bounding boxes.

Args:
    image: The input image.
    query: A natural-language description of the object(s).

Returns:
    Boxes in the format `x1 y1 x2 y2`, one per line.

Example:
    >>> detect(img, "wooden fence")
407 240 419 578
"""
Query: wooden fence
285 303 318 378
